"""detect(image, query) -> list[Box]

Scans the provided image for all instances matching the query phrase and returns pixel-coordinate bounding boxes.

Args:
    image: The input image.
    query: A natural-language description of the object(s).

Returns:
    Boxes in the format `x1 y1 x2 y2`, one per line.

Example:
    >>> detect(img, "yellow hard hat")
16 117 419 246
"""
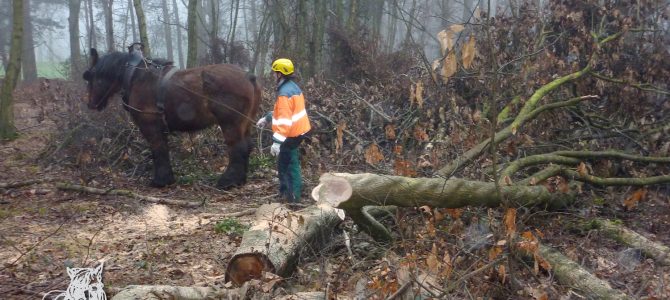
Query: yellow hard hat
272 58 294 75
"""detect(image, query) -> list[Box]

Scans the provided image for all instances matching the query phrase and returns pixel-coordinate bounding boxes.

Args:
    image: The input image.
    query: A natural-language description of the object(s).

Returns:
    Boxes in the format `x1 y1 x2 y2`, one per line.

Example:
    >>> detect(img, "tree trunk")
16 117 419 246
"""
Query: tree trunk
539 245 632 300
225 203 343 285
227 0 240 64
161 0 174 61
587 218 670 266
308 0 326 77
133 0 151 57
129 0 137 43
111 284 325 300
171 0 184 68
86 0 96 49
21 0 37 82
102 0 115 52
386 0 398 52
209 0 218 62
186 0 198 67
403 0 417 45
312 173 574 242
346 0 358 32
295 0 306 70
371 0 384 42
68 0 82 80
196 0 208 63
0 0 23 140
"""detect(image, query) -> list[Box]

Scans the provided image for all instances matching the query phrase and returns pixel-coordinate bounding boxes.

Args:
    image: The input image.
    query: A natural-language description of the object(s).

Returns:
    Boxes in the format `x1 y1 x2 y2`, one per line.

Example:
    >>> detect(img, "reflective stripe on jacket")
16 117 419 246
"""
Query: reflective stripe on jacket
271 79 311 142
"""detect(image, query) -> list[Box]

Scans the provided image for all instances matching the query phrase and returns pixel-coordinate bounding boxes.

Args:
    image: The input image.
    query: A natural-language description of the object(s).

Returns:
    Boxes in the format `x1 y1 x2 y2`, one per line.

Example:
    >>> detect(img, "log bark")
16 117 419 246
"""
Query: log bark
225 203 343 285
312 173 575 242
111 285 240 300
110 284 325 300
587 218 670 266
539 245 632 300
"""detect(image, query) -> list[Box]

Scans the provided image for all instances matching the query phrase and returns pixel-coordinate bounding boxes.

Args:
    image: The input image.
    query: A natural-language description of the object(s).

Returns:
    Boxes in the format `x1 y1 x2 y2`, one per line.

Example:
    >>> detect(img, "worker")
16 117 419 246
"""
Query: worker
256 58 311 204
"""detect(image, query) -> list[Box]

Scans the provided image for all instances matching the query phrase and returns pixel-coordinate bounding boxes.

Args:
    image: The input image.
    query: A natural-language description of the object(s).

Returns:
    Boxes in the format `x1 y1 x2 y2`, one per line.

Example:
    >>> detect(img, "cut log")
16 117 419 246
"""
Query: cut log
312 173 575 242
587 218 670 266
110 284 325 300
225 203 344 285
539 245 632 300
111 285 239 300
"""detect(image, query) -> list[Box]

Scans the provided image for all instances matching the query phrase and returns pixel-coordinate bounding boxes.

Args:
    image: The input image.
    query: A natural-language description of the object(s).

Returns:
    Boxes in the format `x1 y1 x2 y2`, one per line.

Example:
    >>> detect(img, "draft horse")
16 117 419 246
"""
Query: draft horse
83 48 260 189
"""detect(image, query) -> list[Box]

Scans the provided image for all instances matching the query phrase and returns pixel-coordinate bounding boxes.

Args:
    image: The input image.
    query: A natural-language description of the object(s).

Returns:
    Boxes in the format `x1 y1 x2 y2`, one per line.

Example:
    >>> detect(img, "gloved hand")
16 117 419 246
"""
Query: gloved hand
270 142 281 156
256 117 267 128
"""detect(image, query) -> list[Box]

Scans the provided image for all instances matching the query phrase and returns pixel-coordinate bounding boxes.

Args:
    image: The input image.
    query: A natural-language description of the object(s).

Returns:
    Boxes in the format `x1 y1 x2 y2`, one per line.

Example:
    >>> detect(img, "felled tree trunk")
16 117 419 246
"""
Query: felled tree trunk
110 284 325 300
111 285 238 300
539 245 632 300
587 218 670 266
225 203 343 285
312 173 574 242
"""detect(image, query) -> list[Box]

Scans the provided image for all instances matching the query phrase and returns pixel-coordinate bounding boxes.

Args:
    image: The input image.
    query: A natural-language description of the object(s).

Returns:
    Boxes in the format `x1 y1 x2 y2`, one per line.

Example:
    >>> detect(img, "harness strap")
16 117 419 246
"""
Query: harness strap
122 52 144 105
157 66 178 112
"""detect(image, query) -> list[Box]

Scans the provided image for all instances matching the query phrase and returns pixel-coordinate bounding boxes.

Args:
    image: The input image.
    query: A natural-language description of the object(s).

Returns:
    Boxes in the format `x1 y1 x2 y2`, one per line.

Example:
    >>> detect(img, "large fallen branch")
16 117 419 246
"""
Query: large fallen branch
111 285 241 300
56 182 203 208
225 203 343 285
110 283 325 300
586 218 670 266
539 245 632 300
0 178 54 189
502 150 670 185
312 173 574 242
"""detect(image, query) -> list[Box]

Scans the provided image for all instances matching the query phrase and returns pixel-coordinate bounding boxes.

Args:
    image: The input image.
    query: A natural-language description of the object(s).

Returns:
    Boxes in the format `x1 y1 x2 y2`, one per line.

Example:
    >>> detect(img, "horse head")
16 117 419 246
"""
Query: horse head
83 48 124 111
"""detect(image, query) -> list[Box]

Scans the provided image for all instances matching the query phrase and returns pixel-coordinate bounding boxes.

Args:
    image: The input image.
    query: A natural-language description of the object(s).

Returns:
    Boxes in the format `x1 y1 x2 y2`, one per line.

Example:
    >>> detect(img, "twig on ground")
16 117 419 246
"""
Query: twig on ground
55 182 203 208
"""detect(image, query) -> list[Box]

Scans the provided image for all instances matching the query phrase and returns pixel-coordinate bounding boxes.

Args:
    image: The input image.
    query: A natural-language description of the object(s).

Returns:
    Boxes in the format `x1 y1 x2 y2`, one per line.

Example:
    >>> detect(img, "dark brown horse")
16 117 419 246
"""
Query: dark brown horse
83 48 260 189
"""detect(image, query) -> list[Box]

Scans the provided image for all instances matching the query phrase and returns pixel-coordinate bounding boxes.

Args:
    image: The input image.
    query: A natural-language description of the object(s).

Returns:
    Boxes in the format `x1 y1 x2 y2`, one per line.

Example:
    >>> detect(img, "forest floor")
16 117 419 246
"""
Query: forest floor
1 79 669 299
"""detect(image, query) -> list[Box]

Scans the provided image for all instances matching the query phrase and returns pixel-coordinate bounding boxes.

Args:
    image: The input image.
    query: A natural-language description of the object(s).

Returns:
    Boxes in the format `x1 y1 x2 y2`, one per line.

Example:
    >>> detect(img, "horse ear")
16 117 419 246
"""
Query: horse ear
90 48 98 66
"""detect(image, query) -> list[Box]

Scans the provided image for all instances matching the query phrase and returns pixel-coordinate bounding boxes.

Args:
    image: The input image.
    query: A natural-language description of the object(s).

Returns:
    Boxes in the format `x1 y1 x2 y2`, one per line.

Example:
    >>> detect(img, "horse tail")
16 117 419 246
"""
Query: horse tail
247 73 261 122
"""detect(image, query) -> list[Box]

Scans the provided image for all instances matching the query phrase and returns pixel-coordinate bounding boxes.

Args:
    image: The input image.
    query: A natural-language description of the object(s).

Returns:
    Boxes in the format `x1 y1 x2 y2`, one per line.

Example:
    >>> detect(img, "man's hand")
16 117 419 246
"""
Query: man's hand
270 142 281 156
256 117 267 128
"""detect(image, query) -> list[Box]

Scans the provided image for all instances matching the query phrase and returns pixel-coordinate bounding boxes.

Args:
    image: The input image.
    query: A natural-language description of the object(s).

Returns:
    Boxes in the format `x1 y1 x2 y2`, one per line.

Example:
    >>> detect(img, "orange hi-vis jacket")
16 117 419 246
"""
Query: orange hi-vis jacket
271 79 311 143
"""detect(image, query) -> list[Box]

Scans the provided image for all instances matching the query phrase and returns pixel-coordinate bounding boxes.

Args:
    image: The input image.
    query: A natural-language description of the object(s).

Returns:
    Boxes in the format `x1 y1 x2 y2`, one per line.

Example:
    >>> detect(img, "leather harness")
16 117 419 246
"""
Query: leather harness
121 52 176 115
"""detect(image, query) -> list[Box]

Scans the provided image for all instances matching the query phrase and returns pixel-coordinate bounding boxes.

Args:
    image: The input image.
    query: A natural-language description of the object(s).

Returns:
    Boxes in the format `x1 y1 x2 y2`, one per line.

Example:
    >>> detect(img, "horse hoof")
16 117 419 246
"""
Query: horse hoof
150 177 175 188
217 179 245 190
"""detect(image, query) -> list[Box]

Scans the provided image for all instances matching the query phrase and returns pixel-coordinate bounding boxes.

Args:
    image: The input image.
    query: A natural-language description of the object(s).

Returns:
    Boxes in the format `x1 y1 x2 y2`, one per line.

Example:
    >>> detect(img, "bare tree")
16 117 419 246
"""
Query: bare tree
186 0 197 67
21 0 37 82
85 0 96 49
101 0 115 52
161 0 174 61
132 0 151 56
68 0 83 79
171 0 184 68
0 0 24 140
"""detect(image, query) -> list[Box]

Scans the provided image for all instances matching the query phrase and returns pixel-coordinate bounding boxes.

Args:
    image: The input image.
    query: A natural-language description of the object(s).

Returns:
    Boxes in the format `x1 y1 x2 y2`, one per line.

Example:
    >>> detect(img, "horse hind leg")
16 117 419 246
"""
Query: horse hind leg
217 126 251 190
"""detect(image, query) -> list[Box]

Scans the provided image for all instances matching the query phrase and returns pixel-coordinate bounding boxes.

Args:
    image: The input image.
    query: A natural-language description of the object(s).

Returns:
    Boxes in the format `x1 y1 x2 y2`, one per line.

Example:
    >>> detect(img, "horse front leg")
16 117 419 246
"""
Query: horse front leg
138 122 175 187
217 127 251 190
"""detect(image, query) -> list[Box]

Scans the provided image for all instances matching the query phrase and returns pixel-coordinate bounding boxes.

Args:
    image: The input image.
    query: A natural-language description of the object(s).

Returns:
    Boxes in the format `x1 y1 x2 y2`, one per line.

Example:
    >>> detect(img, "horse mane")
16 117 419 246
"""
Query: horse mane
94 51 130 80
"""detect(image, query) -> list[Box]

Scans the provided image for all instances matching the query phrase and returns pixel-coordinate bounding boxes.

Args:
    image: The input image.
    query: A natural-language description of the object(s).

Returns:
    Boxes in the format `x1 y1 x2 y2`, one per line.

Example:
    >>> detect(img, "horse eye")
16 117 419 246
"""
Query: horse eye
83 71 92 81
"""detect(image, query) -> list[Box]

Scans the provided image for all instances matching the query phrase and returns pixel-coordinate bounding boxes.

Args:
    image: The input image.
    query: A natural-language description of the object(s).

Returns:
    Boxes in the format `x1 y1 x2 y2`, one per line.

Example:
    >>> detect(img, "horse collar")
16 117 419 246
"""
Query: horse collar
157 66 178 112
121 52 144 105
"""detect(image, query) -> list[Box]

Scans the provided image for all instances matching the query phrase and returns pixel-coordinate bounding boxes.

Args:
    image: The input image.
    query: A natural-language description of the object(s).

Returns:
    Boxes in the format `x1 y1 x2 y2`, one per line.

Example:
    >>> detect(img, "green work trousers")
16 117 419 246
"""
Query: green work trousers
278 136 303 202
